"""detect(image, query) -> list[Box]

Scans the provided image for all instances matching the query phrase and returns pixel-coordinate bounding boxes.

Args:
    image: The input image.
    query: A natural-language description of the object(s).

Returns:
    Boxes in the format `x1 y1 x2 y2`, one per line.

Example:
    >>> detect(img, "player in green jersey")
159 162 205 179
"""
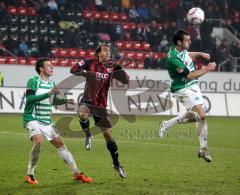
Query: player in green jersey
158 29 216 162
23 58 92 184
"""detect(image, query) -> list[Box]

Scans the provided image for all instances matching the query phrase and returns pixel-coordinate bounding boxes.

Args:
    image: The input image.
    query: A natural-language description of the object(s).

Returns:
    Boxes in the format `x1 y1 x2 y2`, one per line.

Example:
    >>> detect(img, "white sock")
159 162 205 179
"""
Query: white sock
165 111 201 129
27 144 41 175
57 145 80 175
196 119 208 149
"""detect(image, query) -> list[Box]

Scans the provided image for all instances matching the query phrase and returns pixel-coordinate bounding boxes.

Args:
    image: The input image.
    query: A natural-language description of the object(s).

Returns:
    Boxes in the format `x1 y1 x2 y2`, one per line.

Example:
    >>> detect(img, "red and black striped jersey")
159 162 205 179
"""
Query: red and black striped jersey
70 58 129 108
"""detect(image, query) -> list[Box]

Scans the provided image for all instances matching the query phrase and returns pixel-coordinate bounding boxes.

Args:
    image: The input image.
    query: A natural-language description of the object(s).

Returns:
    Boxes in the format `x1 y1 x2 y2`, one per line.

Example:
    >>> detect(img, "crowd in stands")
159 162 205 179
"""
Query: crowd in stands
0 0 240 71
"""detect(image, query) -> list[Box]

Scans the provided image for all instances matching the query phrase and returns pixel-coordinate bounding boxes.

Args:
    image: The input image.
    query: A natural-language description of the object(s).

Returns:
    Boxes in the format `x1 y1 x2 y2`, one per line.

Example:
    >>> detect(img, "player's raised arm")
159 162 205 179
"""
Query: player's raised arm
188 52 210 60
186 62 216 80
111 64 129 84
26 78 59 104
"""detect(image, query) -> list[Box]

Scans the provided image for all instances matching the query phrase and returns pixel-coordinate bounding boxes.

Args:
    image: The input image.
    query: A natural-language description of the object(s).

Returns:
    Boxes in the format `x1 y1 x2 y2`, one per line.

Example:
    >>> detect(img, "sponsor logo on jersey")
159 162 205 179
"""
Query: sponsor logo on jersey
96 72 109 79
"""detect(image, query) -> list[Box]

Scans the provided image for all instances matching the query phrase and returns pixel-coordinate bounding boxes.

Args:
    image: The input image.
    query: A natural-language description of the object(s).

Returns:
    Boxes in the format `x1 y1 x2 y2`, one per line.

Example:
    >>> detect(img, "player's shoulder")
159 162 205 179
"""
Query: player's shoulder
77 58 97 67
48 79 55 86
27 75 40 83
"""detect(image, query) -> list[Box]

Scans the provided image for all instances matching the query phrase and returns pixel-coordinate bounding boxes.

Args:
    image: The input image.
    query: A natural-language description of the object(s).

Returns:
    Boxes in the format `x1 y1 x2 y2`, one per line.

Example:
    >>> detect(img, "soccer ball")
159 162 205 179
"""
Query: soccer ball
187 7 205 25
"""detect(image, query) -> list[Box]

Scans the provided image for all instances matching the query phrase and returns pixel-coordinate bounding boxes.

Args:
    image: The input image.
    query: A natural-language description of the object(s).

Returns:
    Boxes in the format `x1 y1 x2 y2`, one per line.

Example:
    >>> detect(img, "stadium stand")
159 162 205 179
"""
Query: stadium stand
0 0 239 71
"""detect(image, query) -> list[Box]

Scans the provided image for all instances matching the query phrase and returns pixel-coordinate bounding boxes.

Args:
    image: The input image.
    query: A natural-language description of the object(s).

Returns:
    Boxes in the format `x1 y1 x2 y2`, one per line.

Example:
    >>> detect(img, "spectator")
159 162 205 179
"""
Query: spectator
5 35 19 56
137 3 150 22
19 36 29 58
39 36 51 57
129 5 139 23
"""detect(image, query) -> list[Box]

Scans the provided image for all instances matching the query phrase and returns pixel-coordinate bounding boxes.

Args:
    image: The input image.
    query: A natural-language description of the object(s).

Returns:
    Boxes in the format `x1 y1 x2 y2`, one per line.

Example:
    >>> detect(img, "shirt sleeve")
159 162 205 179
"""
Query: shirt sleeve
171 57 189 76
70 59 90 75
27 78 38 91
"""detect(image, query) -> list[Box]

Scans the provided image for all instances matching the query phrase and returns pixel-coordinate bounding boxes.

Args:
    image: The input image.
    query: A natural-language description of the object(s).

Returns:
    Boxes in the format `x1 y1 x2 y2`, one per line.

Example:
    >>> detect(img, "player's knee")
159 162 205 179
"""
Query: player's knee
78 105 90 120
32 135 43 145
103 128 113 141
199 112 205 121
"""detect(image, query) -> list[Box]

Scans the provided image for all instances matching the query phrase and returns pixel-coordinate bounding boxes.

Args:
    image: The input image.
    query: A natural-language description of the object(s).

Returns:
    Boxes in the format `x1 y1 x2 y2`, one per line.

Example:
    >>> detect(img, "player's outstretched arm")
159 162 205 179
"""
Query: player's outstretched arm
186 62 216 80
188 52 210 60
26 87 60 104
111 64 129 84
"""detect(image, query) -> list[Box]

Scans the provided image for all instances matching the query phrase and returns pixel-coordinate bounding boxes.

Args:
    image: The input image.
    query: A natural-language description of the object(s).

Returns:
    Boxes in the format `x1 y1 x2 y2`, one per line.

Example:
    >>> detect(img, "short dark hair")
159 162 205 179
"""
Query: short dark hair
173 29 190 45
95 42 111 57
35 58 50 74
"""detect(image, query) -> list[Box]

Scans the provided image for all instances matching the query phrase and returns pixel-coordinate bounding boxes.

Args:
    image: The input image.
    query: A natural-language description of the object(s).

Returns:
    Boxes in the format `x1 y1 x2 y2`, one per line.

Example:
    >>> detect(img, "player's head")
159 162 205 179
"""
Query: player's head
35 58 53 76
95 43 111 63
173 29 191 50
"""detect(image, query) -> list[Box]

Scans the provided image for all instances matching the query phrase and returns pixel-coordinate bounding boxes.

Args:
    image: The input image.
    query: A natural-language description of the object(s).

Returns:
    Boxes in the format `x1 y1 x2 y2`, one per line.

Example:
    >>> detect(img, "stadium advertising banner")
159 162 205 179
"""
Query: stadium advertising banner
0 87 240 116
1 65 240 93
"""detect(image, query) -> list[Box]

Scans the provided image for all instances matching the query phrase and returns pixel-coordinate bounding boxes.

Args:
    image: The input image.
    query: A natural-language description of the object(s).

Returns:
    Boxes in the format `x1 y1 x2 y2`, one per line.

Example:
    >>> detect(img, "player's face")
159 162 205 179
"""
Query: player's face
181 35 191 50
42 60 53 76
98 46 111 62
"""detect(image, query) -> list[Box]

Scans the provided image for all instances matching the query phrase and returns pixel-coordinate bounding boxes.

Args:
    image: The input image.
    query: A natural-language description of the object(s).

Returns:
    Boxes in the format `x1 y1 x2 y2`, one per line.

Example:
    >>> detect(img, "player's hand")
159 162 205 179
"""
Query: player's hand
201 53 210 60
49 87 60 96
207 62 216 71
66 99 75 105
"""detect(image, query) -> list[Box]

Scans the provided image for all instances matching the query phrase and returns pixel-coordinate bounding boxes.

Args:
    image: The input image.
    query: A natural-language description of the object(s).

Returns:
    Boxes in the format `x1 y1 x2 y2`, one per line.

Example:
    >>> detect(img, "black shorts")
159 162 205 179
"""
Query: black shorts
79 100 112 129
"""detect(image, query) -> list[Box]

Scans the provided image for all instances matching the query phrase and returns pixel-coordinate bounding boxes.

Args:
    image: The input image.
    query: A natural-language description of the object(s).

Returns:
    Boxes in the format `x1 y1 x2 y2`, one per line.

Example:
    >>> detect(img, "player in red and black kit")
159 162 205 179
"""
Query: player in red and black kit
70 43 129 178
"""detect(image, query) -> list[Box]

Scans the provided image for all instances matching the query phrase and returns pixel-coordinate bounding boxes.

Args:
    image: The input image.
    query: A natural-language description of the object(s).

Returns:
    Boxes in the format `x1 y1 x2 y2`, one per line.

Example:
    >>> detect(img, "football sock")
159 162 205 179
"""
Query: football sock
106 140 119 167
27 143 41 175
196 119 208 149
80 119 91 137
57 145 80 174
165 111 201 129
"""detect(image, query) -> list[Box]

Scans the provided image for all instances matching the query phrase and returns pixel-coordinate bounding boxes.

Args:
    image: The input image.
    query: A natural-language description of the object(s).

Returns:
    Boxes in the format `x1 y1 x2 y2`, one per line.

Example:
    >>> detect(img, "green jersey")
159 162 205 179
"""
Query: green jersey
166 46 198 92
23 75 67 125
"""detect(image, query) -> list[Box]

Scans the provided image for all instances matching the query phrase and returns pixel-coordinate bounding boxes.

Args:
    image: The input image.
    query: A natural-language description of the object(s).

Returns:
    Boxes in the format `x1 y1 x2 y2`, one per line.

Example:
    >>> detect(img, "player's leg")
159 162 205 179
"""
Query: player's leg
95 115 126 178
159 86 202 138
48 126 92 182
78 104 92 150
192 105 212 162
24 121 43 184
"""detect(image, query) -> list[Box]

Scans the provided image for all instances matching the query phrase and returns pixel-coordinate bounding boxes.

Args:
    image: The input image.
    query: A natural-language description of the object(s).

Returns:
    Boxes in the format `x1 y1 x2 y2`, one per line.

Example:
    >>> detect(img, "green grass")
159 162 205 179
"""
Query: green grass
0 114 240 194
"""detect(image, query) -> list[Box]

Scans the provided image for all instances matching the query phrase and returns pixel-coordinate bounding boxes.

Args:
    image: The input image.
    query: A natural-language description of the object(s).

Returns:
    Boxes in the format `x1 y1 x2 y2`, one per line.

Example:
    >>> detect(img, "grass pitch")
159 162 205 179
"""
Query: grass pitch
0 114 240 194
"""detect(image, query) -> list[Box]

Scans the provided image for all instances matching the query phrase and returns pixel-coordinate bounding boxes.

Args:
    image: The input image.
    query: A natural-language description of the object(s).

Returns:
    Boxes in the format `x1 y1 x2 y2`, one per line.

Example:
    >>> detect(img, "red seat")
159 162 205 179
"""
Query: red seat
6 56 17 64
7 6 17 14
68 48 77 58
83 10 92 19
129 22 136 30
115 41 123 49
77 48 86 58
134 52 143 61
122 22 130 31
124 51 134 59
152 52 159 60
159 52 166 59
68 59 78 66
111 12 119 20
122 41 132 50
17 7 27 15
132 41 141 50
86 49 95 58
119 13 128 21
141 42 150 50
58 48 67 57
50 58 58 66
93 11 101 19
51 48 58 57
18 57 27 65
26 7 37 16
0 56 6 64
143 52 149 59
58 58 68 66
127 61 136 69
101 12 110 20
136 61 144 69
28 57 37 65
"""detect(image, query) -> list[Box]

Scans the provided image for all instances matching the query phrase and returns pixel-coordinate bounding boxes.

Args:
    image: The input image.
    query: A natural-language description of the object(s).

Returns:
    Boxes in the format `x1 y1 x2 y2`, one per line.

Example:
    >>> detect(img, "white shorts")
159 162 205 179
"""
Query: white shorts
25 120 60 141
173 84 204 111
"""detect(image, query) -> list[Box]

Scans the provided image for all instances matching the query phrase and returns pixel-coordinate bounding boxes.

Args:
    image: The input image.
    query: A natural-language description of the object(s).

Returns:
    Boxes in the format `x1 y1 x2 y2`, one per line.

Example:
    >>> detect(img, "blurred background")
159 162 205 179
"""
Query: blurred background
0 0 239 72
